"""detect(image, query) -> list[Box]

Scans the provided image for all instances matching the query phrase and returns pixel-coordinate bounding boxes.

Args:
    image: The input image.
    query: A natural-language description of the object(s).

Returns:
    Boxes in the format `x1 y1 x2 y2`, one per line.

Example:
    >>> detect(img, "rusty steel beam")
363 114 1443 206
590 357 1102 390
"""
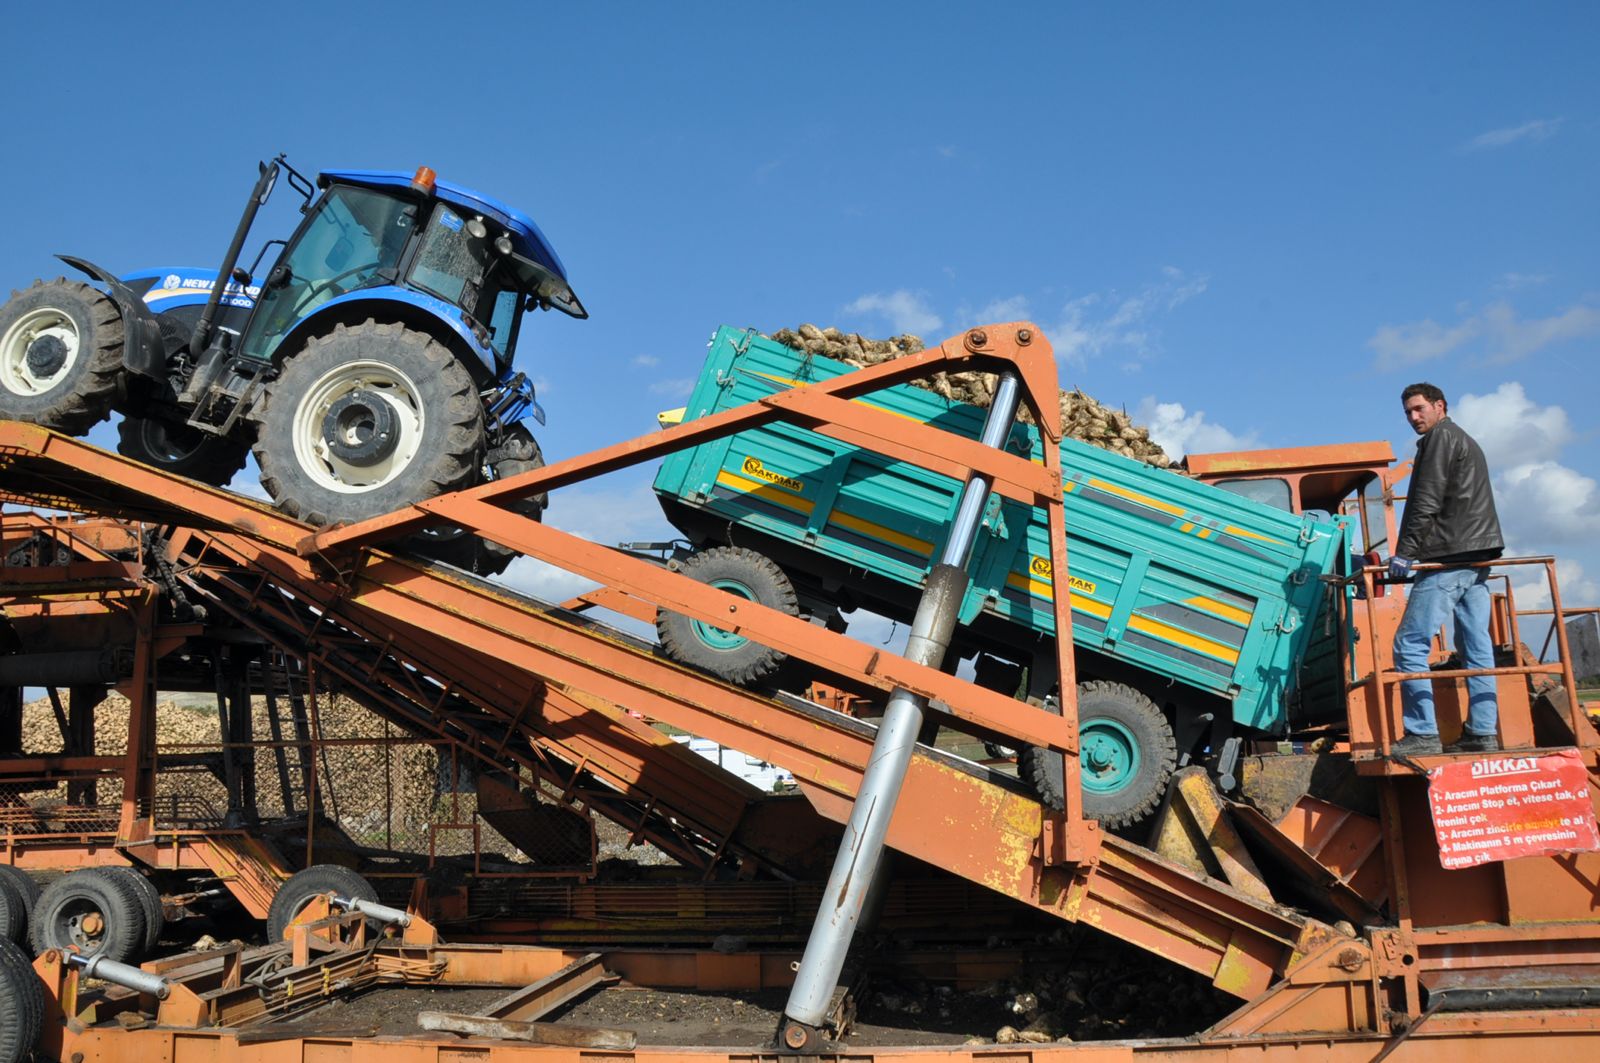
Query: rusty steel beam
474 952 616 1020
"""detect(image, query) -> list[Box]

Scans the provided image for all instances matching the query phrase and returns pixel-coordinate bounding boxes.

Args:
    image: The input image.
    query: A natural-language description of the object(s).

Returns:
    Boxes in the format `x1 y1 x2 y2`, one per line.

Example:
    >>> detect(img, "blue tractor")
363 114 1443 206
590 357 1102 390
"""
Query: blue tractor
0 157 584 572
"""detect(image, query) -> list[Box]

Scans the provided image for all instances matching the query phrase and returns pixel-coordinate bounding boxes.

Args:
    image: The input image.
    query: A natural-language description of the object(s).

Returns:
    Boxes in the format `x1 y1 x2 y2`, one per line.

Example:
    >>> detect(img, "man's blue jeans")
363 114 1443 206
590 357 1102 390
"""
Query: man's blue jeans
1393 566 1498 738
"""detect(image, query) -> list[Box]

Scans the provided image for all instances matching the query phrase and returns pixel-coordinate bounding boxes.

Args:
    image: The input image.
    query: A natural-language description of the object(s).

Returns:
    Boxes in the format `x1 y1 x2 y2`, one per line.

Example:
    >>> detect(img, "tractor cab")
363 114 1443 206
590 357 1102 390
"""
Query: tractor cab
238 167 585 377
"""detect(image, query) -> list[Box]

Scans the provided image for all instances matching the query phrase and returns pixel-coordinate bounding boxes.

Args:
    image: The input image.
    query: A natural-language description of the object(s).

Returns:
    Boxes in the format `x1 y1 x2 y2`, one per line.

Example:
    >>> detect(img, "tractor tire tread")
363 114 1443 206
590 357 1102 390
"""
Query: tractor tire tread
0 278 124 434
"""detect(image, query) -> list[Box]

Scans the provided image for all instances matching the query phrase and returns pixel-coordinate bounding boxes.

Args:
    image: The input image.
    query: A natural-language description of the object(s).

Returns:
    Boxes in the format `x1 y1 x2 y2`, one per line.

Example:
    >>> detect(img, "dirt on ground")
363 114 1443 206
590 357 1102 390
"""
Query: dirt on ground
288 937 1234 1048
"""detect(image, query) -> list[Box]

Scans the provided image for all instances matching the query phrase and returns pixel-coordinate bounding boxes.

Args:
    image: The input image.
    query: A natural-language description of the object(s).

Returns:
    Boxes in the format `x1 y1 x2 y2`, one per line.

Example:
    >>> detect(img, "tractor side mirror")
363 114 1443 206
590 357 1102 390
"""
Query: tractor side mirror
231 267 253 287
265 264 295 291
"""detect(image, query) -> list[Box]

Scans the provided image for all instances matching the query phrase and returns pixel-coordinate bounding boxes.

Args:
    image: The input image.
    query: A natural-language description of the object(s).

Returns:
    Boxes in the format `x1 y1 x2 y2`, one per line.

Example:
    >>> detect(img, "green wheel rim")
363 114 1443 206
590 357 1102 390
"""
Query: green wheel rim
1079 717 1141 795
690 577 757 651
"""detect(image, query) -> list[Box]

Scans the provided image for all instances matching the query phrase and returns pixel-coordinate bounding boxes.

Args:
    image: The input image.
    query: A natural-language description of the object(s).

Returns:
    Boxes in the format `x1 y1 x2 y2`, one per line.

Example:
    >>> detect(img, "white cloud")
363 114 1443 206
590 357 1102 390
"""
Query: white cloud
1051 269 1208 368
1453 383 1574 468
844 290 943 336
1495 460 1600 546
1463 117 1564 151
975 294 1030 323
632 354 660 368
1495 272 1550 292
648 377 695 398
1368 300 1600 369
1506 559 1599 615
1133 397 1257 460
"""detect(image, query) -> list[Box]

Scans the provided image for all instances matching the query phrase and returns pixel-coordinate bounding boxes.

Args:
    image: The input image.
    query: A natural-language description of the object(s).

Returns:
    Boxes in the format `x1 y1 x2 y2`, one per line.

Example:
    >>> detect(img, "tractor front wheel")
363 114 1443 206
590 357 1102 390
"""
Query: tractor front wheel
253 320 485 527
0 278 124 433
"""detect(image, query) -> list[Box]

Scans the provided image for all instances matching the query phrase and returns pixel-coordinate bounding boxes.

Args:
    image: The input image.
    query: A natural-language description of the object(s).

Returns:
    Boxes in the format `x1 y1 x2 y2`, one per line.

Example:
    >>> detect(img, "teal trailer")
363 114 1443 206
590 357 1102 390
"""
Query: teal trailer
653 327 1349 825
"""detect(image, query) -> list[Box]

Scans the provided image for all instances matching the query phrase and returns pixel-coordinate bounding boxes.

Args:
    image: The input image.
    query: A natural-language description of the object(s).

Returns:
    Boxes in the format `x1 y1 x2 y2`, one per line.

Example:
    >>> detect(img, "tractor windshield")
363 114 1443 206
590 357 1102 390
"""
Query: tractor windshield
239 185 414 361
410 204 530 361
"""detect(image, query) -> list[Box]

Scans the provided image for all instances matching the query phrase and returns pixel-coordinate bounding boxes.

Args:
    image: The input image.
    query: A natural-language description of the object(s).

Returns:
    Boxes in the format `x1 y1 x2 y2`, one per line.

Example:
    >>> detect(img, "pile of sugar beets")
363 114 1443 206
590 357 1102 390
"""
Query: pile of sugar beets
769 325 1172 468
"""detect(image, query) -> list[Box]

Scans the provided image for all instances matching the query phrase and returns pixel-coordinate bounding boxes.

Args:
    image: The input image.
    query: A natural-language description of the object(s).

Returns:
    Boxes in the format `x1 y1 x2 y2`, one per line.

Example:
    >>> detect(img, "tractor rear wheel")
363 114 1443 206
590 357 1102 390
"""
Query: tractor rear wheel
118 415 250 486
1019 680 1176 830
0 278 124 433
656 546 799 685
253 320 485 527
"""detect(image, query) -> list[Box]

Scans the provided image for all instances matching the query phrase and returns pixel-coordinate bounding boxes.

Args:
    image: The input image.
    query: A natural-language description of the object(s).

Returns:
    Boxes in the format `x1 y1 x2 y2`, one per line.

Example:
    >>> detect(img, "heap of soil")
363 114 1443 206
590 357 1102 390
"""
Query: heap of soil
769 324 1172 468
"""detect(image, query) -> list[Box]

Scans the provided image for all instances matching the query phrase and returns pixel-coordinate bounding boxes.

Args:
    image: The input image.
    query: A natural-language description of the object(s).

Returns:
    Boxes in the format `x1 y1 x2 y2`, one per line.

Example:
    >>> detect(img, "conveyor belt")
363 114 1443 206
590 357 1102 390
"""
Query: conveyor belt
0 422 1337 1000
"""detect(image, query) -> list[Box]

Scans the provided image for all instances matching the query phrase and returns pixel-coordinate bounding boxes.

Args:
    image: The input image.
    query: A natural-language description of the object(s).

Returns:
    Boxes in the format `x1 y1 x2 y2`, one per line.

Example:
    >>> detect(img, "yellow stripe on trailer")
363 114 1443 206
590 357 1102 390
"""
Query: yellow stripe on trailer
1127 615 1241 664
1087 476 1187 517
830 510 934 557
1184 595 1253 626
714 470 815 515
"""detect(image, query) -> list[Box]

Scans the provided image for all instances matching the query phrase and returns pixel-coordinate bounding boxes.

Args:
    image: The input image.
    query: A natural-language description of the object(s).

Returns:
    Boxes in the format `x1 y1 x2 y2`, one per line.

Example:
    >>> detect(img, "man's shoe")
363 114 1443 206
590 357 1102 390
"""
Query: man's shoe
1390 733 1442 757
1445 732 1501 754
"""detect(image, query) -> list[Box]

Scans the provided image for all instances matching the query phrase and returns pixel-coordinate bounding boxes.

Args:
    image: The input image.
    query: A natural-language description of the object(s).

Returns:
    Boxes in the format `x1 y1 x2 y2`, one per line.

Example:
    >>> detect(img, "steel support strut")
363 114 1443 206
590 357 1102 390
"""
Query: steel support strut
778 371 1023 1049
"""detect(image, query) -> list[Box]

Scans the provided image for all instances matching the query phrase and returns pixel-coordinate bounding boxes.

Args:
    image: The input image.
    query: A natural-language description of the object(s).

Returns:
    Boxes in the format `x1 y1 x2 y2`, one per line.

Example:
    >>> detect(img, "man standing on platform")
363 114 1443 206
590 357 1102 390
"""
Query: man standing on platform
1388 382 1505 757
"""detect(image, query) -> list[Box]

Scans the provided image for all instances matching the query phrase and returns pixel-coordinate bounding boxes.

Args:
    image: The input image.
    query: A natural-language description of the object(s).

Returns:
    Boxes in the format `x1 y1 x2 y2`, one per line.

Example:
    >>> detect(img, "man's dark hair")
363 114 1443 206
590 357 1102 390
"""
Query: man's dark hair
1401 382 1447 412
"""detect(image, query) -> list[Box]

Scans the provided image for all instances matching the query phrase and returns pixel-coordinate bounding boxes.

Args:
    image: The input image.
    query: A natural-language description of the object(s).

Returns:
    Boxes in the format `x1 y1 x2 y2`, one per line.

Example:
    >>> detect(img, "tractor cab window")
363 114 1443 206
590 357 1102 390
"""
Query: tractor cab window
410 205 491 310
240 185 414 361
410 205 529 361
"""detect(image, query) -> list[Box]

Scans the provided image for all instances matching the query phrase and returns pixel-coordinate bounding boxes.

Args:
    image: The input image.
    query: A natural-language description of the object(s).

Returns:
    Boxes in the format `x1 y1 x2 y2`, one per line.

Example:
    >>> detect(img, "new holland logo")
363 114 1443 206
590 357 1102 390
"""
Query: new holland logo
740 457 804 493
1028 556 1096 594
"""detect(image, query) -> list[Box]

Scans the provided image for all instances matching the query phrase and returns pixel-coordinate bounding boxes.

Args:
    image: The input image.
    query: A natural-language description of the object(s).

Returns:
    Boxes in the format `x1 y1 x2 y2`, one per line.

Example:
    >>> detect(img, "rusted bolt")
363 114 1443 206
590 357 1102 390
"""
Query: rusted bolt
967 328 988 348
1017 328 1033 344
1333 947 1364 972
728 604 738 613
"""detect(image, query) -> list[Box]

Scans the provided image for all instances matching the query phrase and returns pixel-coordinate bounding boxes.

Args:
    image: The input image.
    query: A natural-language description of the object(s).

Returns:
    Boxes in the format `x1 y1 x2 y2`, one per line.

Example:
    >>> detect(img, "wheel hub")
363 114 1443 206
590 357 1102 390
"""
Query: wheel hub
322 390 399 468
26 334 68 377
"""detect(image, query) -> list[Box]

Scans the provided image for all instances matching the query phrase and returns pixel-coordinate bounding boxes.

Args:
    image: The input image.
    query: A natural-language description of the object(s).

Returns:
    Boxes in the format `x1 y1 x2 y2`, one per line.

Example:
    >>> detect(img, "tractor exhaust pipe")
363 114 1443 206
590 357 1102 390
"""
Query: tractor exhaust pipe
189 156 282 357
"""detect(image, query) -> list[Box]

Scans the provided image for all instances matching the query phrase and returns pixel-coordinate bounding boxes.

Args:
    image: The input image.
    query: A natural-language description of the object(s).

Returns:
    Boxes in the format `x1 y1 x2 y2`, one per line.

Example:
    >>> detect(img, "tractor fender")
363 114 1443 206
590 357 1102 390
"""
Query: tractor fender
56 255 167 380
279 286 500 381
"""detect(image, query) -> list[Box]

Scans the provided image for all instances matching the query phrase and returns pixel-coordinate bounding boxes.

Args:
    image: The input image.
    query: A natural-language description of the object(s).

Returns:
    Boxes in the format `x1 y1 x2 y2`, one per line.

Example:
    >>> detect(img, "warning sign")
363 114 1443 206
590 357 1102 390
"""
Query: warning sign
1427 749 1600 870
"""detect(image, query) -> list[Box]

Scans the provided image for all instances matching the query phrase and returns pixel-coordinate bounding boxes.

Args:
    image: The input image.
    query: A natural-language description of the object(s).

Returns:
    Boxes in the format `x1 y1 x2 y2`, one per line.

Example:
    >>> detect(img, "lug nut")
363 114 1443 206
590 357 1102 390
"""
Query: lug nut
968 328 988 348
1017 328 1032 344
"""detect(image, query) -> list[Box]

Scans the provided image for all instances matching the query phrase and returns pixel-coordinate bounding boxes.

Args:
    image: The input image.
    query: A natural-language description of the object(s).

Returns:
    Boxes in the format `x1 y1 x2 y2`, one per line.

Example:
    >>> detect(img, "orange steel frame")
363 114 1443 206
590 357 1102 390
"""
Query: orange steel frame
1 320 1599 1056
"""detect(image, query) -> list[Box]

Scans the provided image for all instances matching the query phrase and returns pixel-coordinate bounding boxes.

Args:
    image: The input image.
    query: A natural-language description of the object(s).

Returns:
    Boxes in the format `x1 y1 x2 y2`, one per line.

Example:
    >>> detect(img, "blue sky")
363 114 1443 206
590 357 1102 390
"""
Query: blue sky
3 4 1596 620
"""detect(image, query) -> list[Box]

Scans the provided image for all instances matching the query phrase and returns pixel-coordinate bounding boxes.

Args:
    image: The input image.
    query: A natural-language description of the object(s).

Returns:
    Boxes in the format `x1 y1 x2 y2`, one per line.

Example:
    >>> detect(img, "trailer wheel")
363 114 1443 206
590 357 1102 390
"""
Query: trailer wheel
657 546 799 685
89 867 162 955
267 865 378 943
253 320 485 528
117 415 250 486
0 938 43 1063
28 868 147 963
1019 681 1177 830
0 867 40 923
0 879 24 945
0 278 124 434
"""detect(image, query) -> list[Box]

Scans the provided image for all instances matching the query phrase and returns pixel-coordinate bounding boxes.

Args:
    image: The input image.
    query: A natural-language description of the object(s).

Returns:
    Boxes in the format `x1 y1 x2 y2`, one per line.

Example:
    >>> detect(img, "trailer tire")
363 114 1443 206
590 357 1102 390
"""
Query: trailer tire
1019 681 1176 830
267 865 378 943
0 278 124 434
0 867 40 923
656 546 799 685
117 415 250 486
0 937 43 1063
29 868 148 963
89 867 162 955
0 879 24 945
253 320 485 528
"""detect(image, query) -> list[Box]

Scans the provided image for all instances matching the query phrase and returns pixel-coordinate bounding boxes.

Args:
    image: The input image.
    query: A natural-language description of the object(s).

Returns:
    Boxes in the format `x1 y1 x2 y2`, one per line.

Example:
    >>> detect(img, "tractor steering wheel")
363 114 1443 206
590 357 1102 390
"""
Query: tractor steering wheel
288 264 380 319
